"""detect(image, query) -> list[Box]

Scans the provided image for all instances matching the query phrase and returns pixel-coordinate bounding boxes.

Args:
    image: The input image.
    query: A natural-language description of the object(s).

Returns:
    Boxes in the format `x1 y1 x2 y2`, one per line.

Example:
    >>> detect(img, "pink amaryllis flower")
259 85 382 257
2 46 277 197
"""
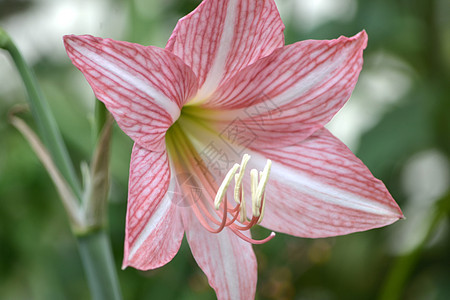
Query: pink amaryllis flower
64 0 403 298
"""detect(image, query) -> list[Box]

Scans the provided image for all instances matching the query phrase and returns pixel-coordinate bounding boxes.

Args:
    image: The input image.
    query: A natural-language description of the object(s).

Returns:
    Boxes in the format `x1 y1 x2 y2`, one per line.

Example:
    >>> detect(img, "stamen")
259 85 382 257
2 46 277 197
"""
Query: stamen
234 154 251 204
257 192 267 225
239 184 246 223
169 126 273 243
250 169 259 217
255 159 272 209
182 149 273 244
232 230 276 245
214 163 240 209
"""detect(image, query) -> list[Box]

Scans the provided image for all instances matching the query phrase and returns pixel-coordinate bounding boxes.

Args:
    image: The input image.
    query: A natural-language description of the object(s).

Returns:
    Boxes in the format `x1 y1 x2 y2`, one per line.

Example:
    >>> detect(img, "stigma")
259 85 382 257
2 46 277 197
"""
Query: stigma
190 154 275 244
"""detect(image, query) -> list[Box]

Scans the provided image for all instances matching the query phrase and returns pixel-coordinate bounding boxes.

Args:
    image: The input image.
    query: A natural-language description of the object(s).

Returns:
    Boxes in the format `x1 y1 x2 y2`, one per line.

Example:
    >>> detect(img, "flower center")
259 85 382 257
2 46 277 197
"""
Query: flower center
206 154 274 244
166 123 275 244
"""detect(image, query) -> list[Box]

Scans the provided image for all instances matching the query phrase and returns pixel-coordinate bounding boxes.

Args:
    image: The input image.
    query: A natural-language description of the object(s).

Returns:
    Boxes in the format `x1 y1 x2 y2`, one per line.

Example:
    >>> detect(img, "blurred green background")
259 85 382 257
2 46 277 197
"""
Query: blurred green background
1 0 449 299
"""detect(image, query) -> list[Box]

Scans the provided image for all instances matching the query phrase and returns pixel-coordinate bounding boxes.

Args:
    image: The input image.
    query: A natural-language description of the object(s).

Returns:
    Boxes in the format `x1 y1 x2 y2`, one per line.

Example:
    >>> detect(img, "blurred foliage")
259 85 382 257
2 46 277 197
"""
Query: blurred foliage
1 0 449 299
0 0 32 18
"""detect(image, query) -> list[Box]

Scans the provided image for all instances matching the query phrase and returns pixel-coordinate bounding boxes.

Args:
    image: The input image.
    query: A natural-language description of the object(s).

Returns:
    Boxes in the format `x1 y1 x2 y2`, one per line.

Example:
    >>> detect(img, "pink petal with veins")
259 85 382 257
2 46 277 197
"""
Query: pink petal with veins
201 31 367 148
64 35 198 152
182 208 257 300
166 0 284 99
123 144 184 269
180 120 402 238
253 128 403 237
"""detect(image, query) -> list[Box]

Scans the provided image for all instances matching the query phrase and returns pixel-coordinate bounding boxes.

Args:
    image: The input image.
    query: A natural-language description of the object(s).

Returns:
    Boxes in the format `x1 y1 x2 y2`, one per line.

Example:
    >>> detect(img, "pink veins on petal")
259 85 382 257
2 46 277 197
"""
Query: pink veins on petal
63 0 403 299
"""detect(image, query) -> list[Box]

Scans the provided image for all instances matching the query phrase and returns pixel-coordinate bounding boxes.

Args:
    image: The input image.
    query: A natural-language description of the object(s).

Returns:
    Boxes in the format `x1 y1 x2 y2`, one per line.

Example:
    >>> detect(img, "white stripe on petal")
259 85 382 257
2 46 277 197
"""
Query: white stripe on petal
74 43 181 122
128 177 176 260
195 0 238 99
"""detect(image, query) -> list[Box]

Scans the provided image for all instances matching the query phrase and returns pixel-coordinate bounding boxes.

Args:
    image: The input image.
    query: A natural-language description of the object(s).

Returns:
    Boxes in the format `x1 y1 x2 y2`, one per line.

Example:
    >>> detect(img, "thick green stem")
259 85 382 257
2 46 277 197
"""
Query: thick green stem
0 28 82 199
77 230 122 300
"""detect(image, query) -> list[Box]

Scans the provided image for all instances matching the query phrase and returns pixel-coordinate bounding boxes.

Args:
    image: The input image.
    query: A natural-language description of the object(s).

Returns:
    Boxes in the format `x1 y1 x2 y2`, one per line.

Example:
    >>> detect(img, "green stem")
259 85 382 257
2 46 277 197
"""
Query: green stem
2 29 122 299
378 192 450 300
0 28 82 199
95 100 108 139
77 230 122 300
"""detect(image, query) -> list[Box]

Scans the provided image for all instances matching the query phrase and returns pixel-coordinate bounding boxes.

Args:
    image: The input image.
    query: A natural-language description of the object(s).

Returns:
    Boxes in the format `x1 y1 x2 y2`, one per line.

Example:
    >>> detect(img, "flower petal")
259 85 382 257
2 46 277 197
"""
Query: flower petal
182 209 257 300
199 31 367 148
253 128 403 237
123 143 184 270
64 35 198 152
166 0 284 99
178 119 402 237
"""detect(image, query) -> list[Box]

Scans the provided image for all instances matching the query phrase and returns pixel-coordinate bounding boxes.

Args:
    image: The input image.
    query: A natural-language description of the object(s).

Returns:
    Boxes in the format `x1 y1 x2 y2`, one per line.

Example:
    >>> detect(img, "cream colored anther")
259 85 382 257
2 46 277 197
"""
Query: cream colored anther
250 169 259 217
257 171 268 225
255 159 272 208
234 154 251 204
235 173 247 223
214 163 240 210
214 154 272 224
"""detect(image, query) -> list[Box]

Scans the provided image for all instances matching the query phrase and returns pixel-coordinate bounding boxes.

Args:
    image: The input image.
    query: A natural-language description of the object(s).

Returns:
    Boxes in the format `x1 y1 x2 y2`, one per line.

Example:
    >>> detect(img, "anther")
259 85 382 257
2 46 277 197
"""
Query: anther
214 163 240 209
235 173 247 223
234 154 250 204
250 169 259 217
202 153 274 244
257 193 267 224
255 159 272 209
